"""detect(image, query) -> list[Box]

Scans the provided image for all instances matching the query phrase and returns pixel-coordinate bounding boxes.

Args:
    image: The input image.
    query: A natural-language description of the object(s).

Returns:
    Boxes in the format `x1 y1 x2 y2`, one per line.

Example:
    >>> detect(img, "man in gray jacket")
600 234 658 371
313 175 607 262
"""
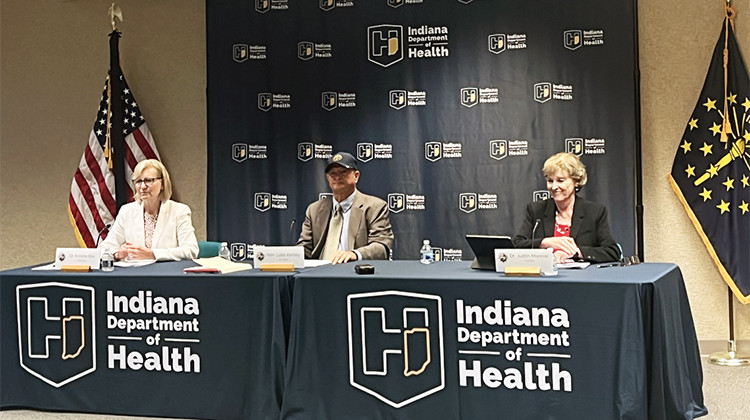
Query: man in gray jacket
297 152 394 264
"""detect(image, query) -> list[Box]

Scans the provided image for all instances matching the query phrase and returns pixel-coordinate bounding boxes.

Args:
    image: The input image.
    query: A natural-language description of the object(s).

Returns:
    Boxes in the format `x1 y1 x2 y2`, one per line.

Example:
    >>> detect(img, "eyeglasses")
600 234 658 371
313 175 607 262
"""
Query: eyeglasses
133 177 162 187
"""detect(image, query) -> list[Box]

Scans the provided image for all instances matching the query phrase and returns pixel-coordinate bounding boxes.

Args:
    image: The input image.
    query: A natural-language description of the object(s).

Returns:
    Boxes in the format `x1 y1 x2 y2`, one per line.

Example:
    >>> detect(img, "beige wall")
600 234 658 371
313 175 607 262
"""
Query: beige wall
1 0 748 341
0 0 207 268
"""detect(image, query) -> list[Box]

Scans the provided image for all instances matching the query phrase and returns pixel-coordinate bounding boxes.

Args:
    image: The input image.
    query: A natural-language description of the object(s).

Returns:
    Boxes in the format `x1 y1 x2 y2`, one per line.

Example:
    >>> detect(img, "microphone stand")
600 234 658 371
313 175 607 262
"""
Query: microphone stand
94 224 111 248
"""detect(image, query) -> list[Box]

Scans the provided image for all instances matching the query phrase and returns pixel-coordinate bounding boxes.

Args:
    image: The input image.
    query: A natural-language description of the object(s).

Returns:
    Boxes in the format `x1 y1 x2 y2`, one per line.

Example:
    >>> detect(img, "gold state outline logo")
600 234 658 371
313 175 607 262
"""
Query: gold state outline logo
16 282 96 387
347 290 445 408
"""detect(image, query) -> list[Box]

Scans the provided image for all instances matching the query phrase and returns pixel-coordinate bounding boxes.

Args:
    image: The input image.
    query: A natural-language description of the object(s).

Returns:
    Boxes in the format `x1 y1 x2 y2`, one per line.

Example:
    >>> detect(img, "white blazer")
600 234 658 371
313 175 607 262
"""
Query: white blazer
99 200 199 261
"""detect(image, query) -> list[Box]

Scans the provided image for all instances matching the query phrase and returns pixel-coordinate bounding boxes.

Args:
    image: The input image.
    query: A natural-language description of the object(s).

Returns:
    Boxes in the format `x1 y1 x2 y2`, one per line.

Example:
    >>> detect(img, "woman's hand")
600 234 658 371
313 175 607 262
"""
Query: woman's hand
541 237 581 261
116 243 156 260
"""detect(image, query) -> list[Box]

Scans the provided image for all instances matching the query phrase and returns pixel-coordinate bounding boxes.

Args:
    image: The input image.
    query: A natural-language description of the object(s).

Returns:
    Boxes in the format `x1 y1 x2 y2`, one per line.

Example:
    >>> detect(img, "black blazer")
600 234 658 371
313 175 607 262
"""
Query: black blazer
512 196 620 263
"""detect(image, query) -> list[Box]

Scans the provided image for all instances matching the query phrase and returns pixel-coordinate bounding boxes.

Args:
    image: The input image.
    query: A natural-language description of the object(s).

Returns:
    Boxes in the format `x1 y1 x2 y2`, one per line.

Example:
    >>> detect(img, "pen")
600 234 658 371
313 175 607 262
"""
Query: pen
597 263 620 268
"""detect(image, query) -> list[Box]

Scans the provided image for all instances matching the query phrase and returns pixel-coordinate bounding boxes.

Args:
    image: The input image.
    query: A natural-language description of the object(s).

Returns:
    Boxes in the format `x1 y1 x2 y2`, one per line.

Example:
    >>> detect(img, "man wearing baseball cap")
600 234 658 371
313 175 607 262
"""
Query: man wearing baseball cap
297 151 394 264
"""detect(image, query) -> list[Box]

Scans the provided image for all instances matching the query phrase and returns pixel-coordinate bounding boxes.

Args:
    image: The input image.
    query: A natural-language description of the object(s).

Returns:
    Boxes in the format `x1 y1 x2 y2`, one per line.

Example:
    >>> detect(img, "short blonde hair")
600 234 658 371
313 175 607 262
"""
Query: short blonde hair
132 159 172 203
542 153 587 188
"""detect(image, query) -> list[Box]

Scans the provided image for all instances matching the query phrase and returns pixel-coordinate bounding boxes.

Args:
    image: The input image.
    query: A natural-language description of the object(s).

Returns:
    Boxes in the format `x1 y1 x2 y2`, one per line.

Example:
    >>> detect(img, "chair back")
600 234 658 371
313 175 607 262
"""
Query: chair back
198 241 222 258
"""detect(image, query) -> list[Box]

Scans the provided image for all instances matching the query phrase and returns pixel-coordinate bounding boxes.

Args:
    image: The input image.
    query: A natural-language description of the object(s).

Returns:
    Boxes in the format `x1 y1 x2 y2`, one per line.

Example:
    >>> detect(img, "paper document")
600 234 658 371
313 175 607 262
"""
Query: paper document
304 259 331 268
192 256 253 274
115 259 156 268
557 261 590 269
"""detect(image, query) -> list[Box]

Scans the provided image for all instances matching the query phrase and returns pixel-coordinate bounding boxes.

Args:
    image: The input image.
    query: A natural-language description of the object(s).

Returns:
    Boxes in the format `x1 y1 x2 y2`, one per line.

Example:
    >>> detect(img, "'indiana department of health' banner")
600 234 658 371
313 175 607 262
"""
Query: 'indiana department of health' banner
206 0 639 260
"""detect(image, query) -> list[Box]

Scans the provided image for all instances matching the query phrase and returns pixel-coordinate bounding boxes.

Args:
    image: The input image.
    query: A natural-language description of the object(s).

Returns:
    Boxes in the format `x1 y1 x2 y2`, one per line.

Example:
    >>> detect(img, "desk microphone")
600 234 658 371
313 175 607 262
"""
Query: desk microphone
530 219 540 249
289 218 296 245
95 223 111 247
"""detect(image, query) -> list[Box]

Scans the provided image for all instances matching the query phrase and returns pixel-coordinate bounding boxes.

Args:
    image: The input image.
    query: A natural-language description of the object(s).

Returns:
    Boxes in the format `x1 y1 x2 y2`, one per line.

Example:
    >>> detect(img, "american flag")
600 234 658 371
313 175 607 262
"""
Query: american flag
68 74 160 247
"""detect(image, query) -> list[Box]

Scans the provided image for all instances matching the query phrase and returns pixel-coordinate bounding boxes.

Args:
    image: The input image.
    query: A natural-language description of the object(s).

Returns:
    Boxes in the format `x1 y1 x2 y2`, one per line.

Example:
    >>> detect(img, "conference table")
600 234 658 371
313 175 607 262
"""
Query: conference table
0 260 292 420
280 261 707 419
1 260 706 419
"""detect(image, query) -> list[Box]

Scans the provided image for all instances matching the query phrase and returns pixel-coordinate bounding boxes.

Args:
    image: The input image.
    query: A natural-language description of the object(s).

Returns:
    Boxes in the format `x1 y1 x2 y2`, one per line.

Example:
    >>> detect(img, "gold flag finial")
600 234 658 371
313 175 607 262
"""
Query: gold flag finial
108 3 123 31
719 3 736 144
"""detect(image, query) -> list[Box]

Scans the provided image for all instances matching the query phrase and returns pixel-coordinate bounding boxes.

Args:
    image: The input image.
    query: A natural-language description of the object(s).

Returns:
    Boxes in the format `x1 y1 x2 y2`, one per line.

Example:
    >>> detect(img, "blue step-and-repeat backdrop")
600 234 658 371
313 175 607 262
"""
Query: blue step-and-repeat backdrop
206 0 639 260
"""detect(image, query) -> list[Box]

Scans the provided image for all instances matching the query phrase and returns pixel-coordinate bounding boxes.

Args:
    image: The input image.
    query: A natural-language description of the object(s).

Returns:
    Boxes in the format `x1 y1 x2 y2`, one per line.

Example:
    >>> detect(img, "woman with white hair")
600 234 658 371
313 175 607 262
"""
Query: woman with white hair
99 159 198 261
512 152 620 263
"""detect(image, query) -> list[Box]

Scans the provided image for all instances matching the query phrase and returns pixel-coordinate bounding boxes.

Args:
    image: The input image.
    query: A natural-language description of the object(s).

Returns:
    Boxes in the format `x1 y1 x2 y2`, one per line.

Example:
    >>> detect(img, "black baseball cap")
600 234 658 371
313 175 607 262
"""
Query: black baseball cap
325 152 358 172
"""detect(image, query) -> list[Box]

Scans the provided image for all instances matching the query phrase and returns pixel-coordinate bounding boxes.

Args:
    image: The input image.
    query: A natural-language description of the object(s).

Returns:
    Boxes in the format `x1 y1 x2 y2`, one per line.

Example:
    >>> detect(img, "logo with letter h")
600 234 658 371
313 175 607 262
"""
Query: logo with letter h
368 25 403 68
16 282 96 387
348 291 444 408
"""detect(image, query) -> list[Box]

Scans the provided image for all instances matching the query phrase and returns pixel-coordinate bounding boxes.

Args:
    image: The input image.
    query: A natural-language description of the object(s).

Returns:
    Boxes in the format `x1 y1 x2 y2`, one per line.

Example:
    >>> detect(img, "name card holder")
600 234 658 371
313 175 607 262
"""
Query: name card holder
494 248 557 276
60 265 93 272
54 248 102 270
253 246 304 269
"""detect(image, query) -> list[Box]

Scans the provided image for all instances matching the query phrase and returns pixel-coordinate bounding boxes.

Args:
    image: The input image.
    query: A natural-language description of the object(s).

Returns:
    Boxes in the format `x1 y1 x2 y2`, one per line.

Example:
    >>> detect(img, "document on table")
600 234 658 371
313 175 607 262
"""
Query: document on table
190 256 253 274
304 259 331 268
557 261 591 269
115 259 156 268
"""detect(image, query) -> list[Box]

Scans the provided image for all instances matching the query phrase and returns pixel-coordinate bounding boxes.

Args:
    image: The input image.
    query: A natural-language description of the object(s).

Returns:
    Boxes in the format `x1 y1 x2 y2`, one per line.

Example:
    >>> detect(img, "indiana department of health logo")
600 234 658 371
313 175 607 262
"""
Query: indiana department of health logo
489 140 508 161
388 193 405 213
563 30 583 50
298 142 314 162
255 0 270 13
390 90 406 110
488 34 506 54
298 42 314 60
233 144 247 162
254 192 271 212
233 44 248 63
258 93 272 112
357 143 374 162
231 243 248 260
459 193 477 213
255 0 271 13
368 24 403 68
388 0 405 8
16 282 96 388
534 83 552 103
347 291 445 408
322 92 338 111
461 87 479 108
534 190 551 201
320 0 335 10
566 138 584 156
425 142 442 162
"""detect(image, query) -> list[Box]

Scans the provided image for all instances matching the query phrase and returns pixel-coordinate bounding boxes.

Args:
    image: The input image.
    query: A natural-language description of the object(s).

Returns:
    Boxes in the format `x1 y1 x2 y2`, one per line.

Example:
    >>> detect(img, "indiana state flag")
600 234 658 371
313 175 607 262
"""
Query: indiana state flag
668 18 750 303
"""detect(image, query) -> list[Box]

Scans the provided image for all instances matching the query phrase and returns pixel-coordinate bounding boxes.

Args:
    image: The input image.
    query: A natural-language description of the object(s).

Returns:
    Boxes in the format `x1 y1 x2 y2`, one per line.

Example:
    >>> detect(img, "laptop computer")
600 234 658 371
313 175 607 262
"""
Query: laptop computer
465 234 514 270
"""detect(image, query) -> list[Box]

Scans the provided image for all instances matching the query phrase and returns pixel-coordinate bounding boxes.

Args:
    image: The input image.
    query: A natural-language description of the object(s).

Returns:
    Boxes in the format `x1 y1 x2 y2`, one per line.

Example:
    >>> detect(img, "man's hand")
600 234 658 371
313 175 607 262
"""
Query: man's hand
329 250 358 264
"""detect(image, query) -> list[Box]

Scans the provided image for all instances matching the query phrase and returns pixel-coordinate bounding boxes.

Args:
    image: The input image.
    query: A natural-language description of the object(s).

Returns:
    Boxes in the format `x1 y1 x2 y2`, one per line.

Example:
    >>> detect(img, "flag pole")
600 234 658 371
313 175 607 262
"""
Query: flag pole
706 0 749 366
107 3 128 209
708 287 750 366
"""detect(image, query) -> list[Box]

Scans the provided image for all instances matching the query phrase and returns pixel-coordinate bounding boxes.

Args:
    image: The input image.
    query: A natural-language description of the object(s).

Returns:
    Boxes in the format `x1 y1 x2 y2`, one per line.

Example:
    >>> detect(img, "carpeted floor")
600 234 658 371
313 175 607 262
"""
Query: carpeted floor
1 356 748 419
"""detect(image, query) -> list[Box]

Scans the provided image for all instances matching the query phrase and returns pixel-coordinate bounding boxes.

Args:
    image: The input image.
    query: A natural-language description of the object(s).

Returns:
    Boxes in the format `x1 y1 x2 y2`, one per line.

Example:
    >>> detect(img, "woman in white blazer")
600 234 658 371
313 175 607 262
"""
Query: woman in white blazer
99 159 199 261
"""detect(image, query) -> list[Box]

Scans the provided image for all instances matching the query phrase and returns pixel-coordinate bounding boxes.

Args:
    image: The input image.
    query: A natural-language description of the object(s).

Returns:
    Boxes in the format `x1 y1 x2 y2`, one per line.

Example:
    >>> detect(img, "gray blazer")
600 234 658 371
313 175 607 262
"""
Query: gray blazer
297 191 394 260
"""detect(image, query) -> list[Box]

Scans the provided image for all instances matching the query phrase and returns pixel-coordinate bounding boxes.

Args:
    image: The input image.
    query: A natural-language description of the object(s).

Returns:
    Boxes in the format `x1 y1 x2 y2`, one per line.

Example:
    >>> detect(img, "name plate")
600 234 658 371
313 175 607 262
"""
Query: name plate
54 248 102 270
494 248 557 276
253 246 305 269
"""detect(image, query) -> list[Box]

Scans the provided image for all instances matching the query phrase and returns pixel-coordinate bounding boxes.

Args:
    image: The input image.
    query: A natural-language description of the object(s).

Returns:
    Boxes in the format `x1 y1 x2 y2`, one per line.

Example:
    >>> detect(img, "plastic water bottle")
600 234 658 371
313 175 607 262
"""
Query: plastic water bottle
219 242 231 260
420 240 434 264
101 248 114 272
